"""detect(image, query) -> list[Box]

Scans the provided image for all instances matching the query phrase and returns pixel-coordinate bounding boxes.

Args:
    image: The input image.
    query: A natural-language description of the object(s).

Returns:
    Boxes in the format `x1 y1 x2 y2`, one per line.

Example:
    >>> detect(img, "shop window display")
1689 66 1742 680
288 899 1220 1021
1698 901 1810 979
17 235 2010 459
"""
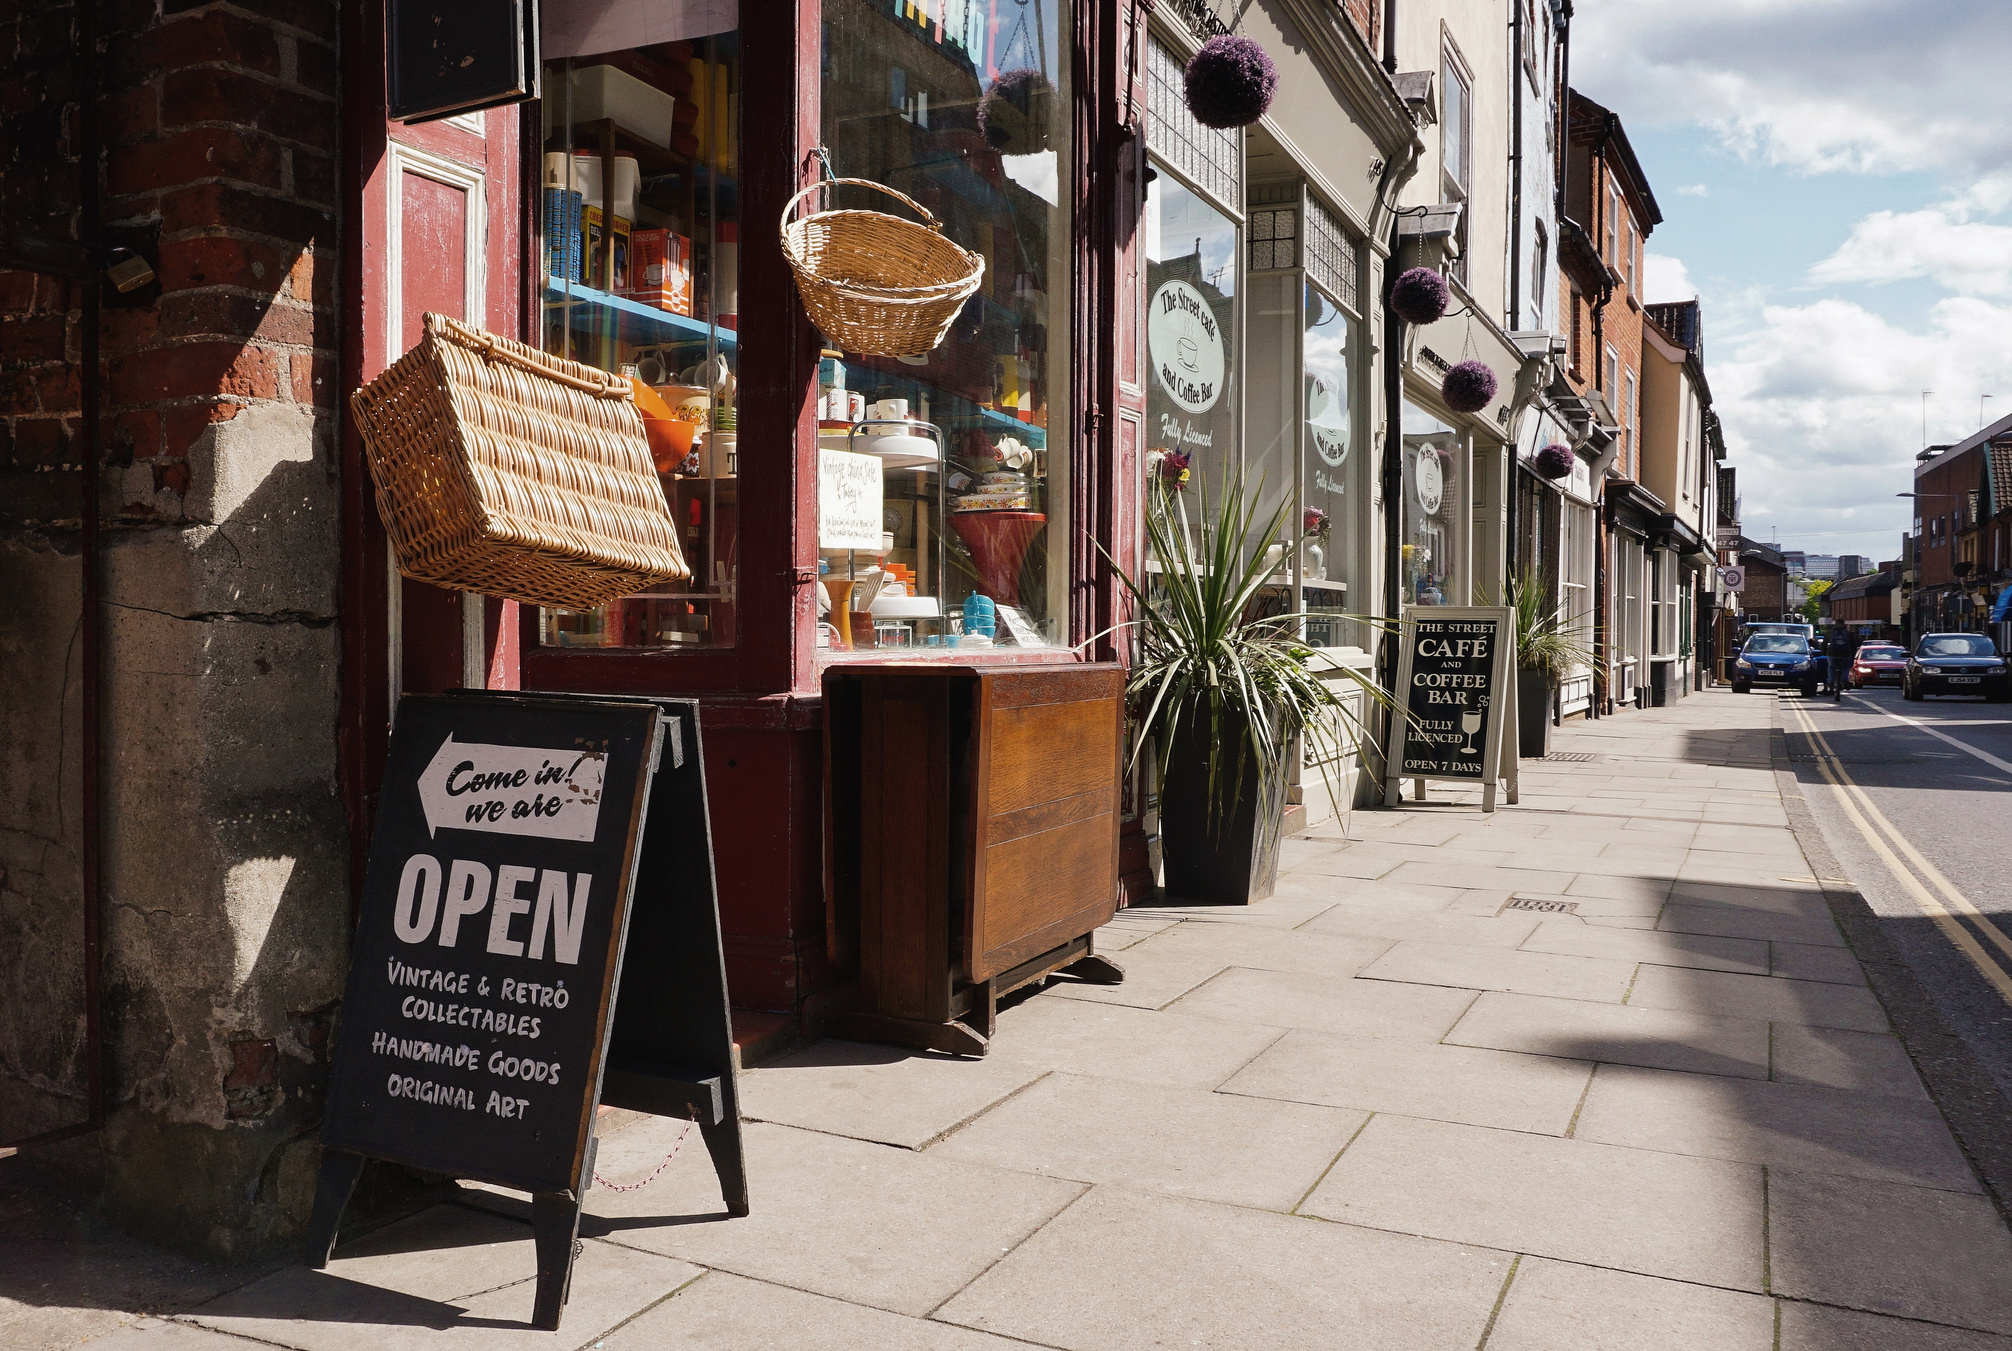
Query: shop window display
1300 280 1359 644
536 18 743 649
1402 402 1465 607
814 0 1073 651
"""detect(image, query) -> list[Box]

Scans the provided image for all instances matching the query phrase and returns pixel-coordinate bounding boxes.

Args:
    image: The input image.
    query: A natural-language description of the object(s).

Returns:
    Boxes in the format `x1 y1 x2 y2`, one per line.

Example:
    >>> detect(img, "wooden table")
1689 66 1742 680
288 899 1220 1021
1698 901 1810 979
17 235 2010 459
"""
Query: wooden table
822 661 1127 1054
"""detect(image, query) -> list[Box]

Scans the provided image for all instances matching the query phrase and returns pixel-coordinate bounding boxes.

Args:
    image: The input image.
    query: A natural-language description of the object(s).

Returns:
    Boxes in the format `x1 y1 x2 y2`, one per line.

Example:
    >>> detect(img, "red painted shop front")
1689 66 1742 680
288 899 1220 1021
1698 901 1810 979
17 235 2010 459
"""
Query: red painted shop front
339 0 1153 1026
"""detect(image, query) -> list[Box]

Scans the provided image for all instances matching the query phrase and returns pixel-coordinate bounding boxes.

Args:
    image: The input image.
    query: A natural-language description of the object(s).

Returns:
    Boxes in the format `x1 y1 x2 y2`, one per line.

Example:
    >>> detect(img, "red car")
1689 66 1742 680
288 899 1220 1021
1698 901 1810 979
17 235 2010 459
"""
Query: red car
1849 643 1908 688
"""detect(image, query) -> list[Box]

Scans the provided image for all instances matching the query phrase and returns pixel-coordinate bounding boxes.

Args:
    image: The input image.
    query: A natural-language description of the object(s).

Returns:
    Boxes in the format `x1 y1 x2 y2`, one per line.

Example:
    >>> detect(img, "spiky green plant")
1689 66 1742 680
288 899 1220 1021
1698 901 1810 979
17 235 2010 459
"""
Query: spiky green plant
1104 471 1396 836
1504 570 1595 680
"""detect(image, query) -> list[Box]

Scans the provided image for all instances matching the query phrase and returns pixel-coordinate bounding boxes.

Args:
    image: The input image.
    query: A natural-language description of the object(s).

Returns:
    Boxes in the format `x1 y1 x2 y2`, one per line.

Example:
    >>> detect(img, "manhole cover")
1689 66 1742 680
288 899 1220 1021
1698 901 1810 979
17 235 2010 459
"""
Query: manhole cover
1543 752 1600 762
1504 897 1578 914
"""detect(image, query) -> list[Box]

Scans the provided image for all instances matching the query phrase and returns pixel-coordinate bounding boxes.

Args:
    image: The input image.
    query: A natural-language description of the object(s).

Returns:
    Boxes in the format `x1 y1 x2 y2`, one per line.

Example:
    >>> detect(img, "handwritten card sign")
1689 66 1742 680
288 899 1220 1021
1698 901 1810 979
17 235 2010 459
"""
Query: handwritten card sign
819 448 884 551
1384 606 1518 813
993 603 1044 647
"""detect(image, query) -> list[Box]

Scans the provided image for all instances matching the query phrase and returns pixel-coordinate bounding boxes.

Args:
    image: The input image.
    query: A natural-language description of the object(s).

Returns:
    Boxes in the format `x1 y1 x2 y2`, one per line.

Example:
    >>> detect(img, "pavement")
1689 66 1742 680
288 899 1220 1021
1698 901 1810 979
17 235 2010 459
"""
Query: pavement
10 686 2012 1350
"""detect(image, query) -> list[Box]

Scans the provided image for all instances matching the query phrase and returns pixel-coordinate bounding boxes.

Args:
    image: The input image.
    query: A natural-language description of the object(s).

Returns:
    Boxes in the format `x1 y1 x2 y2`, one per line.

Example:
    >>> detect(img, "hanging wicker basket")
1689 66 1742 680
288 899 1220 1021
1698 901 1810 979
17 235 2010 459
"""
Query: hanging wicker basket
780 177 985 358
350 313 690 611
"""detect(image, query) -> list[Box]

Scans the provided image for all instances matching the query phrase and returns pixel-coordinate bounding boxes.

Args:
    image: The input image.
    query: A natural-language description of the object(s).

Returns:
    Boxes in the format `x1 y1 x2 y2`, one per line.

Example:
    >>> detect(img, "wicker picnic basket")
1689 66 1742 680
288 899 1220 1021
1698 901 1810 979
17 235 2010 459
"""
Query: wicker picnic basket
780 177 986 357
350 313 690 610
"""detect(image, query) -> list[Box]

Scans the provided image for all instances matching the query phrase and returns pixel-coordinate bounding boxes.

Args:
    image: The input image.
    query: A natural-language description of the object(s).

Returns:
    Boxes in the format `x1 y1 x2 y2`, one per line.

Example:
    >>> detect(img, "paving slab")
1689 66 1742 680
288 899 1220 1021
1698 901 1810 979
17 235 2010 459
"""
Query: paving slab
583 1120 1081 1317
1563 872 1677 904
936 1186 1511 1351
1301 1114 1766 1289
1298 905 1542 948
597 1271 1026 1350
1778 1301 2012 1351
46 1321 256 1350
1092 914 1181 952
189 1205 699 1350
930 1071 1364 1211
1768 1169 2012 1334
1518 919 1767 974
1043 929 1234 1010
1357 939 1637 1002
1658 902 1844 947
1128 890 1346 929
1133 921 1394 980
1770 1024 1928 1099
1769 940 1867 985
1383 859 1578 894
1446 990 1772 1079
1625 965 1890 1034
1483 1257 1775 1351
1275 876 1476 915
738 1040 1045 1149
1219 1028 1593 1135
1168 966 1477 1040
1571 1064 1976 1192
989 996 1282 1091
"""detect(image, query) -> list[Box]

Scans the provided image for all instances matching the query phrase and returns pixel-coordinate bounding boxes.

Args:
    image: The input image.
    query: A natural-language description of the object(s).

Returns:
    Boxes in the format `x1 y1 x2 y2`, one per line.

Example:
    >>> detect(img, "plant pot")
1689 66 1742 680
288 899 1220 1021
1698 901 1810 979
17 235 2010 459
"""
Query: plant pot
1518 668 1553 758
1158 710 1283 905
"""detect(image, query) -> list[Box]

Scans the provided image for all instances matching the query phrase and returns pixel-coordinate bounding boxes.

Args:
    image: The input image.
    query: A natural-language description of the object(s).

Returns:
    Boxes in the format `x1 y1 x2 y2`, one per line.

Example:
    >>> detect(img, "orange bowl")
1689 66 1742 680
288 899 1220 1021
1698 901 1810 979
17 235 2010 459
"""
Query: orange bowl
631 378 697 472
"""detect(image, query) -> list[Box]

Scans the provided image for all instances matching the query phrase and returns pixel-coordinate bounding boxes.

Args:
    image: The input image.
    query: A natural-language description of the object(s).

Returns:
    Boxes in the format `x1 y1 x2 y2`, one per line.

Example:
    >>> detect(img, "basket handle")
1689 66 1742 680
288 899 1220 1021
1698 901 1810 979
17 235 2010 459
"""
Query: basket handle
465 327 634 400
781 176 943 235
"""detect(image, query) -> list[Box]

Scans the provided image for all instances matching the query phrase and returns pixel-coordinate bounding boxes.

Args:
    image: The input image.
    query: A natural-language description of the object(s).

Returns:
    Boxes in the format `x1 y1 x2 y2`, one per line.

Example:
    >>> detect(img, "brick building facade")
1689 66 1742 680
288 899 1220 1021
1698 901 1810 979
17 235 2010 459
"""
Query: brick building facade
2 0 346 1256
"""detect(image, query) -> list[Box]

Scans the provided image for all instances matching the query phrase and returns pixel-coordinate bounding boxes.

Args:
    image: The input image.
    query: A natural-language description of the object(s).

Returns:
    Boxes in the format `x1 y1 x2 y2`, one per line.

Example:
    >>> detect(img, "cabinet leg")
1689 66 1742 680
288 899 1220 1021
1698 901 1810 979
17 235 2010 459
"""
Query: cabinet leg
530 1190 583 1332
303 1149 366 1269
1062 953 1125 985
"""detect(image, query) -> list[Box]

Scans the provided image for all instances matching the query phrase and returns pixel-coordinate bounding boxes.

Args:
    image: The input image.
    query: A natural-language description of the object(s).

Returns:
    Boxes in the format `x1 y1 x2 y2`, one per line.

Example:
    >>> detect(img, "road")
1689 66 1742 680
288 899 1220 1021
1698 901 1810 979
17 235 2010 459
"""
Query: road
1778 684 2012 1102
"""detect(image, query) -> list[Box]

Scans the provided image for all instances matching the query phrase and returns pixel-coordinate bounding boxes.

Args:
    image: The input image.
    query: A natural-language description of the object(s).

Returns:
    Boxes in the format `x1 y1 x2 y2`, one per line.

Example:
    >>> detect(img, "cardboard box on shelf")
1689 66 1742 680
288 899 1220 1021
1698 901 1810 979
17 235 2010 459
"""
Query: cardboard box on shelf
629 228 692 315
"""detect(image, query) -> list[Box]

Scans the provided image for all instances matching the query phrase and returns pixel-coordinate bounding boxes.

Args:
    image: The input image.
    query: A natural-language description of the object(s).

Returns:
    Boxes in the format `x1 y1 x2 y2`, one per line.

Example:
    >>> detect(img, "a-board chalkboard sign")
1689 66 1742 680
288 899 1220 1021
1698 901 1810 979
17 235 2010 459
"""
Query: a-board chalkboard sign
1383 606 1520 813
308 692 662 1330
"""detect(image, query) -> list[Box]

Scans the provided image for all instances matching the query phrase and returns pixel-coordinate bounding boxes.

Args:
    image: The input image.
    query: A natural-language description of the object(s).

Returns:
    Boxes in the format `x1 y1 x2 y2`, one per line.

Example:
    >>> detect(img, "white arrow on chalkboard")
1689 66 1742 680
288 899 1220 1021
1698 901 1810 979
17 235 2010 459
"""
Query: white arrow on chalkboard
417 735 608 843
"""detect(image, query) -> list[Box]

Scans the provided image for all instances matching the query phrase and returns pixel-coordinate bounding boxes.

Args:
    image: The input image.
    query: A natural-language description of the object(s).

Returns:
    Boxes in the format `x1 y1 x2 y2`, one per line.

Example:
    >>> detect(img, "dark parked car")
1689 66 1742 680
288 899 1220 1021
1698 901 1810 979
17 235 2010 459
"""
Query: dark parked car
1848 643 1908 689
1732 634 1822 695
1904 633 2011 702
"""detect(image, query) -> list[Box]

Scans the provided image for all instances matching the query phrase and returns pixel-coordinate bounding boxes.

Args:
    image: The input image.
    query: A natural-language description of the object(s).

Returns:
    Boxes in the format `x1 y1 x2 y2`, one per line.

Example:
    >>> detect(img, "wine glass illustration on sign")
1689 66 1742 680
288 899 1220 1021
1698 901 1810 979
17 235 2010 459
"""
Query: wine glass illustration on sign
1459 708 1482 755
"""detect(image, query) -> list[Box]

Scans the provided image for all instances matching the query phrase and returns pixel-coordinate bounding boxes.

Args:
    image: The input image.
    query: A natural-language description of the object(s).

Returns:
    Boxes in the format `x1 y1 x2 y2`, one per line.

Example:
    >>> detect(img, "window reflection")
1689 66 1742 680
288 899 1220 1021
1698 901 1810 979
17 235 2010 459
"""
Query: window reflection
1402 402 1465 607
1302 283 1357 644
1144 170 1238 508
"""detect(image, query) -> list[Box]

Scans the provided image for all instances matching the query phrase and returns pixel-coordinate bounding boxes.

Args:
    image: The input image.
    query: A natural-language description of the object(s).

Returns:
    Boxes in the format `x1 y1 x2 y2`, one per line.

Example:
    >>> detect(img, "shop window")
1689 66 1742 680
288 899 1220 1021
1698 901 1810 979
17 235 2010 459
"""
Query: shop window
1402 402 1466 607
1300 278 1361 643
535 12 742 650
816 0 1073 651
1144 169 1238 509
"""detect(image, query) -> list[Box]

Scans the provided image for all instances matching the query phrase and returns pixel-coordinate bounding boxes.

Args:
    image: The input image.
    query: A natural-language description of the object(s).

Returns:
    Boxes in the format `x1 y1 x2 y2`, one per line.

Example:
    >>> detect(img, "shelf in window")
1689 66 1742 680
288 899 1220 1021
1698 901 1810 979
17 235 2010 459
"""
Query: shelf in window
543 281 738 349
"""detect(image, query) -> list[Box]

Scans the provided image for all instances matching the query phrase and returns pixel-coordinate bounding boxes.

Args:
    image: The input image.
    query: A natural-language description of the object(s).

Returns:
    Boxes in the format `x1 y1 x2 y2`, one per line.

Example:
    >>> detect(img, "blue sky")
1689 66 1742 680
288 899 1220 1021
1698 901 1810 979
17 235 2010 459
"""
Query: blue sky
1573 0 2012 563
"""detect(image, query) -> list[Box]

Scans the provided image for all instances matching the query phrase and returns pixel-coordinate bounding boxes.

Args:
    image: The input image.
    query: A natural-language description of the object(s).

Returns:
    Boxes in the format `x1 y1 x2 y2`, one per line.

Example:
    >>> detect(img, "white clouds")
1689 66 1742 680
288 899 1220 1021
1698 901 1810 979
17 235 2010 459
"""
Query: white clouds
1707 295 2012 556
1809 207 2012 296
1676 184 1710 197
1573 0 2011 181
1644 252 1696 303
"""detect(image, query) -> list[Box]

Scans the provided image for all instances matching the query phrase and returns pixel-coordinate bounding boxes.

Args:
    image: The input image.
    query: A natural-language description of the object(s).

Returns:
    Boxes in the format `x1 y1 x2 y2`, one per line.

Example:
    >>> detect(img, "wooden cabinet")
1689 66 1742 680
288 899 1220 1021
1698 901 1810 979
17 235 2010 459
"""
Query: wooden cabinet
823 662 1127 1054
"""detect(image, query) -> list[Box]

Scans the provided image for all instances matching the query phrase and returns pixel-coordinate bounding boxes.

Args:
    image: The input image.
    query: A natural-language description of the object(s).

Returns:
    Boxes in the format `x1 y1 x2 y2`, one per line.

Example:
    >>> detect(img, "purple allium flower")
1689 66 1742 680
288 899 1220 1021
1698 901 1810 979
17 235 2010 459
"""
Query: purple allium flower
1442 360 1498 414
1183 36 1277 129
1535 443 1574 479
1389 267 1451 325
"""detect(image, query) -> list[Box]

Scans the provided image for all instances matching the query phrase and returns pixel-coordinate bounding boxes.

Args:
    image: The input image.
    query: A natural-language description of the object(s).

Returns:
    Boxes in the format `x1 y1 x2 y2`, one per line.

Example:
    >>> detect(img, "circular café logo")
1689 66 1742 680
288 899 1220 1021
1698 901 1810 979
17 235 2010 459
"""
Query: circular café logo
1307 373 1349 467
1149 280 1225 414
1415 452 1444 515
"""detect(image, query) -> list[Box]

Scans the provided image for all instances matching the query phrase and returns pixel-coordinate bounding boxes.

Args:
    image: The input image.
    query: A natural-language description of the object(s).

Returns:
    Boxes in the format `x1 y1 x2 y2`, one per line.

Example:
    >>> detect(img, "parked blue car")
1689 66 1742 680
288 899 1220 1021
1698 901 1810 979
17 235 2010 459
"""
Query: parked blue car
1732 634 1823 696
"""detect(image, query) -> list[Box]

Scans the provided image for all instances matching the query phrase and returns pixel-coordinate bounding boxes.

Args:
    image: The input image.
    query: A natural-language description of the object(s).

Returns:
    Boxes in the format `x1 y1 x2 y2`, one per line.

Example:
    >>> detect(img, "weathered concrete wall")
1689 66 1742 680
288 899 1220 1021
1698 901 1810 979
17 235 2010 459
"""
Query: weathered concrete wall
1 0 346 1260
0 532 89 1142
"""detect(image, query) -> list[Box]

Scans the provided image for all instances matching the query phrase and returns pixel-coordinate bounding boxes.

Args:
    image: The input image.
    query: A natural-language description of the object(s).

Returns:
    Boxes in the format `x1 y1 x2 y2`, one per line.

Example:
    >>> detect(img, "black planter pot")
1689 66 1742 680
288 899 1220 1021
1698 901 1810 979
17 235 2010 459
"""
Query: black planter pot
1158 713 1282 905
1517 668 1553 759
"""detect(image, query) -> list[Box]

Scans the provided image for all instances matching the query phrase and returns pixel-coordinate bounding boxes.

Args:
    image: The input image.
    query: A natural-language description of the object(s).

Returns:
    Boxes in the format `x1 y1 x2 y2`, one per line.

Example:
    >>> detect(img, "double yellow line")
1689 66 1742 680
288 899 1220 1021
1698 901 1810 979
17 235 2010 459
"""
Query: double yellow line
1782 698 2012 1007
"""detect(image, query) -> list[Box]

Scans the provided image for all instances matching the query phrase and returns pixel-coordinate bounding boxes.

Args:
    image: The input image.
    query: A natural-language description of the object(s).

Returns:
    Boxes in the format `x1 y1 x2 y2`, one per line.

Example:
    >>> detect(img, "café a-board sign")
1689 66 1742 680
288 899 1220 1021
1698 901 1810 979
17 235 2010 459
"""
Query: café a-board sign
1383 606 1520 812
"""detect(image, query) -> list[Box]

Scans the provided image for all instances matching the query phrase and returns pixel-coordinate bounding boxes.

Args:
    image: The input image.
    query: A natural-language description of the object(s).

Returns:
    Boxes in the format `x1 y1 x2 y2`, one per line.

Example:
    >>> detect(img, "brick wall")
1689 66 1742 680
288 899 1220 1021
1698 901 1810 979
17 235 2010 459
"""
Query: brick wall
1339 0 1379 54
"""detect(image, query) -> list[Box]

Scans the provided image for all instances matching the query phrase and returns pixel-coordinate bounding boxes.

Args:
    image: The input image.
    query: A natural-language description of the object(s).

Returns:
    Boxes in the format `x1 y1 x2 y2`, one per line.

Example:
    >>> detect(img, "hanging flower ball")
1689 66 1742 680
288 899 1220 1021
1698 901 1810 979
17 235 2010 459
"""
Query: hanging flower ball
1389 267 1451 325
1183 36 1277 129
1535 443 1574 479
1442 360 1498 414
978 69 1054 155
